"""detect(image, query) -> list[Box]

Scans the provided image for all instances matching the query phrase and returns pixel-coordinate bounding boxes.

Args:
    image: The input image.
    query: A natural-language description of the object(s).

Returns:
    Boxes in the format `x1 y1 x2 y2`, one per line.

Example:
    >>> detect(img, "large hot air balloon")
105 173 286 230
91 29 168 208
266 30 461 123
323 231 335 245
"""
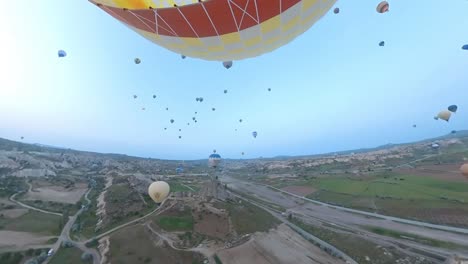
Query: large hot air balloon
376 1 389 13
437 110 452 122
148 181 170 203
460 164 468 177
448 105 458 113
58 50 67 58
90 0 337 62
209 153 222 168
252 131 258 138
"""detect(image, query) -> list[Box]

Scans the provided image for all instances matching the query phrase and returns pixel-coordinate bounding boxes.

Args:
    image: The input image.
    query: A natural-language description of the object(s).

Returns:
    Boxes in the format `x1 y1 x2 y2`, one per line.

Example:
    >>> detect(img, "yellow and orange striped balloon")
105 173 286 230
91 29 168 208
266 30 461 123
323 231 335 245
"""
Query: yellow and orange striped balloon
90 0 337 61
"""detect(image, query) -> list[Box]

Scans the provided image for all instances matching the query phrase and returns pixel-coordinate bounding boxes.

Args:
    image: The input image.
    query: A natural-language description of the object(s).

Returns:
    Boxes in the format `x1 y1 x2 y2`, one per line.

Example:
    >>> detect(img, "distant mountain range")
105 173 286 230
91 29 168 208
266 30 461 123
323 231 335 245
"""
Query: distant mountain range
1 130 467 161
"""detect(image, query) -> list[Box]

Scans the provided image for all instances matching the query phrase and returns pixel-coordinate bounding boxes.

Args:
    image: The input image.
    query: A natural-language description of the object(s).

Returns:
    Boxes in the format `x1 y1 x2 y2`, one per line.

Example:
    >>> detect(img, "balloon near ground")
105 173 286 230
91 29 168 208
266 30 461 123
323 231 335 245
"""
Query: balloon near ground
461 164 468 177
90 0 337 61
148 181 170 203
208 153 222 168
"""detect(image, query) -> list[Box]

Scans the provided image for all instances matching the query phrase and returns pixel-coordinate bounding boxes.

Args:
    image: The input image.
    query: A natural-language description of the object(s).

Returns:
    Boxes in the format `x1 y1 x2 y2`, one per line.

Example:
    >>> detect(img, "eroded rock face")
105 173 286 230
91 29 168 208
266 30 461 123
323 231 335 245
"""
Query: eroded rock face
13 168 56 177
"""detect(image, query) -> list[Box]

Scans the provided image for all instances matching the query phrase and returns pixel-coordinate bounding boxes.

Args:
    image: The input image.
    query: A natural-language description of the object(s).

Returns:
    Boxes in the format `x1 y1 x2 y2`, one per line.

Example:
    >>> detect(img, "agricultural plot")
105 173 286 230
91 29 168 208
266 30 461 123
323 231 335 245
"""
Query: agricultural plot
49 246 91 264
0 210 62 236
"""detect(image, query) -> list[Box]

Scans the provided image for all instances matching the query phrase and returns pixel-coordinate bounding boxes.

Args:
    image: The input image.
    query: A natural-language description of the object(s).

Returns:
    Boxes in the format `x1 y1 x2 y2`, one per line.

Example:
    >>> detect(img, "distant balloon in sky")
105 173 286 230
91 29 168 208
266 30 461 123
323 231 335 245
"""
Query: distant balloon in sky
252 131 258 138
239 119 243 123
166 107 169 111
376 1 389 13
462 45 468 50
164 128 167 130
434 116 439 120
413 124 416 128
179 136 182 139
379 41 385 47
179 129 182 131
192 117 196 121
20 136 24 140
148 181 170 204
333 7 340 14
224 90 228 94
134 58 141 64
448 105 458 113
241 152 245 155
91 0 337 62
460 164 468 177
181 55 186 59
212 108 216 111
170 119 174 123
268 88 271 92
437 110 452 122
142 107 146 111
153 95 156 99
58 50 67 58
451 130 457 134
133 95 137 99
223 61 233 69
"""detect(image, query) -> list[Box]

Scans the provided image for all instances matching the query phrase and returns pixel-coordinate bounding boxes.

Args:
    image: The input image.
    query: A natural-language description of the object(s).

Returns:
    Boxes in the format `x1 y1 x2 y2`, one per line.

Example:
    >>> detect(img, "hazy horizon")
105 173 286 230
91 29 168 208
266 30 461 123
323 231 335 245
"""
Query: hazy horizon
1 1 468 159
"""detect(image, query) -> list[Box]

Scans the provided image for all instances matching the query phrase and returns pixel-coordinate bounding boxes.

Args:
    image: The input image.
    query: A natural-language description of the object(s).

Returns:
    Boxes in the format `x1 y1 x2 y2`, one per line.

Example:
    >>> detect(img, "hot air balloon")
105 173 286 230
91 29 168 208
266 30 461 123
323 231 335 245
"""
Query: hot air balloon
20 136 24 140
239 119 243 123
134 58 141 64
179 129 182 131
460 164 468 177
462 45 468 50
224 90 228 94
212 108 216 111
91 0 337 62
223 61 233 69
195 112 198 114
142 107 146 111
252 131 258 138
164 128 167 130
181 55 186 59
166 107 169 111
379 41 385 47
195 120 198 123
376 1 389 13
213 149 217 153
58 50 67 58
333 7 340 14
268 88 271 92
192 117 196 121
179 136 182 139
133 95 137 99
170 119 174 123
451 130 457 134
196 97 200 102
209 153 222 168
448 105 458 113
437 110 452 122
187 123 190 125
434 116 439 120
413 124 416 128
148 181 170 203
241 152 245 155
153 95 156 99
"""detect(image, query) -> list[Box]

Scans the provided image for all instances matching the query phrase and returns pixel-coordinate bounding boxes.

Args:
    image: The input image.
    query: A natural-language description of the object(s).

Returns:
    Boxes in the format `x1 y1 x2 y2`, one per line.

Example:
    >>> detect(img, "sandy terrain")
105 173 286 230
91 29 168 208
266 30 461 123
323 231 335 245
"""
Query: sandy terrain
0 231 55 250
0 208 28 218
24 185 88 204
281 186 316 196
217 224 344 264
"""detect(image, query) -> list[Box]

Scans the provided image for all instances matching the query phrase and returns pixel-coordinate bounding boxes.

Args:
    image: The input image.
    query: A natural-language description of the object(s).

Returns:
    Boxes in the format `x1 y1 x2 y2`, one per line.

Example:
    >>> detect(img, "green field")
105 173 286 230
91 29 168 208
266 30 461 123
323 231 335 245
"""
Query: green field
109 225 204 264
214 200 279 235
49 247 91 264
0 210 61 235
19 199 79 215
157 215 194 231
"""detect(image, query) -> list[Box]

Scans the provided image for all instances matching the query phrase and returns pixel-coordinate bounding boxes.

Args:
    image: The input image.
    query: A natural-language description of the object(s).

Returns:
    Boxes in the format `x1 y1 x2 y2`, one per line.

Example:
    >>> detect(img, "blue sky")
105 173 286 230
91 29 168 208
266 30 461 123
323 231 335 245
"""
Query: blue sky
1 1 467 160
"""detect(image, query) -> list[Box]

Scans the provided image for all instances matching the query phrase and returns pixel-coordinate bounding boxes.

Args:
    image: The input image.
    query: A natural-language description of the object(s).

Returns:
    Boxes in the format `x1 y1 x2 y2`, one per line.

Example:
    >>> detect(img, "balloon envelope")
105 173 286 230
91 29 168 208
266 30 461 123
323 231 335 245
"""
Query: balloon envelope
148 181 170 203
333 7 339 14
134 58 141 64
252 131 258 138
461 164 468 177
91 0 337 61
448 105 458 113
58 50 67 57
462 45 468 50
209 153 222 168
376 1 389 13
437 110 452 122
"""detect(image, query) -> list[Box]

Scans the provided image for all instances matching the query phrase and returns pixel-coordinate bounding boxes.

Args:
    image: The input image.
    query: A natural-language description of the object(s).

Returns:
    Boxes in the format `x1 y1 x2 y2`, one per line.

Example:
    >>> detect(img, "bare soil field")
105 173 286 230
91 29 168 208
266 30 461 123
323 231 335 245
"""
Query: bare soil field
23 184 87 204
217 224 345 264
397 164 466 182
281 186 316 196
194 210 230 240
0 208 28 218
0 230 54 250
